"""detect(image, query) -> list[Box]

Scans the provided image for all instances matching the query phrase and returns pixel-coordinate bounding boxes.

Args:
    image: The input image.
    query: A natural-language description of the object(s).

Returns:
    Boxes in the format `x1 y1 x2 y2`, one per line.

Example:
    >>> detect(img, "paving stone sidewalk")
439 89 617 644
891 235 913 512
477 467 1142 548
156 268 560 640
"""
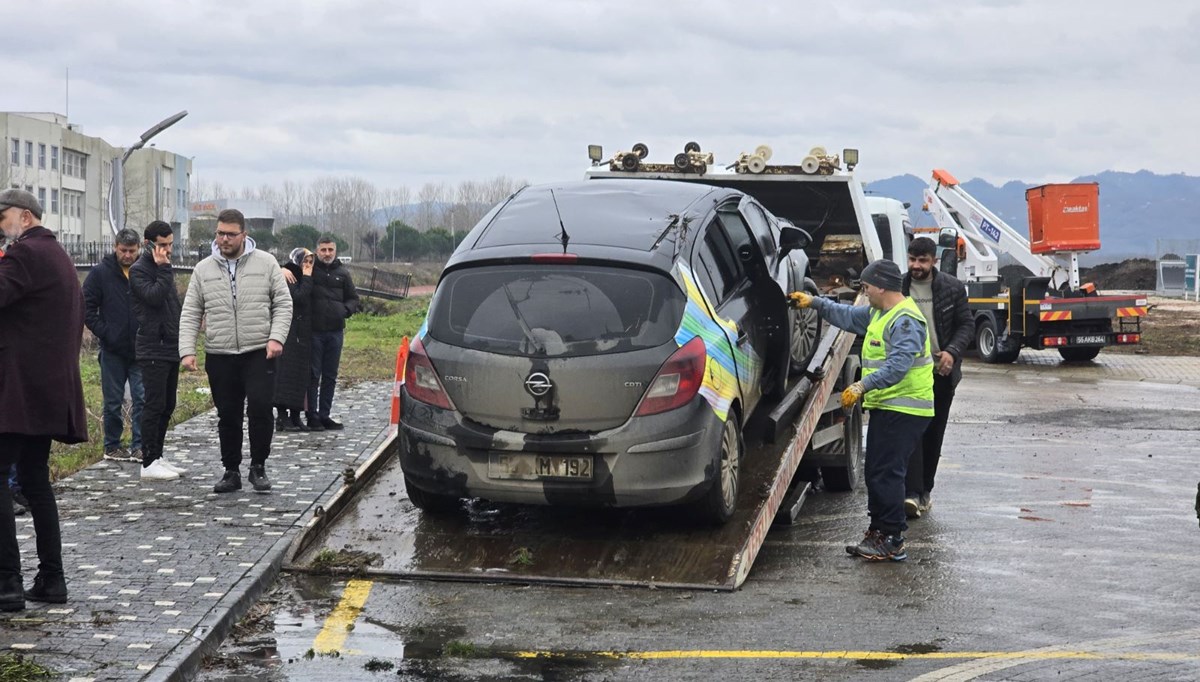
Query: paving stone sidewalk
0 381 391 681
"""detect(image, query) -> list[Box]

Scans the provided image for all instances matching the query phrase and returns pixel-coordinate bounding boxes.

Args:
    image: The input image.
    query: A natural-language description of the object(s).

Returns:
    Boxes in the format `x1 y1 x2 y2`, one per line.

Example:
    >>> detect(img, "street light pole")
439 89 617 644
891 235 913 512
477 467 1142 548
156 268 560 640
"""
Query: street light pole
108 110 188 235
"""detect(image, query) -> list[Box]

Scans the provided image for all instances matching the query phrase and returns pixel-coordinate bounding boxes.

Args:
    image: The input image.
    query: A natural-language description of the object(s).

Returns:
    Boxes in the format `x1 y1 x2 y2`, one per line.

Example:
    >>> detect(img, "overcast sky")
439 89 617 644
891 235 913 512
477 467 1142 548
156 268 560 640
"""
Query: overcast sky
6 0 1197 192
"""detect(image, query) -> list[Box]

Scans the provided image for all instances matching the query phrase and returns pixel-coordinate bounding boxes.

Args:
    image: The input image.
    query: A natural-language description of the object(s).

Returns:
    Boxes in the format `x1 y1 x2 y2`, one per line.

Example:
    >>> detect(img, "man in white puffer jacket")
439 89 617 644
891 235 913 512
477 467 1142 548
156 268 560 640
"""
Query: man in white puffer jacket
180 209 292 494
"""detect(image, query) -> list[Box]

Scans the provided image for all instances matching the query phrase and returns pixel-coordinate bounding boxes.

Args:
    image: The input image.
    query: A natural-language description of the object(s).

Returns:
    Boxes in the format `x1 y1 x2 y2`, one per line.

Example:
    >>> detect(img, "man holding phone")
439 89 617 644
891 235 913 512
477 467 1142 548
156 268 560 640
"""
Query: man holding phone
129 221 186 481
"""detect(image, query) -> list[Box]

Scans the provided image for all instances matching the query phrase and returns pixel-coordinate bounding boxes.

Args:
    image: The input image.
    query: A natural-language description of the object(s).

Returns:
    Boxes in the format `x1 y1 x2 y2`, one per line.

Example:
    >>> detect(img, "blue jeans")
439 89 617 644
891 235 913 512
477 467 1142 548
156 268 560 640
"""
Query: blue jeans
99 349 144 451
308 330 344 419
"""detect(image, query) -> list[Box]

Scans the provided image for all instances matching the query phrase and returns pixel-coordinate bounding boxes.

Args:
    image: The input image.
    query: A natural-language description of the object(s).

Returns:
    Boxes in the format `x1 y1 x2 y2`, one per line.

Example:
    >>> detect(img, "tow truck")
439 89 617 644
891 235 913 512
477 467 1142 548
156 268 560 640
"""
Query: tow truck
285 142 907 590
922 169 1146 362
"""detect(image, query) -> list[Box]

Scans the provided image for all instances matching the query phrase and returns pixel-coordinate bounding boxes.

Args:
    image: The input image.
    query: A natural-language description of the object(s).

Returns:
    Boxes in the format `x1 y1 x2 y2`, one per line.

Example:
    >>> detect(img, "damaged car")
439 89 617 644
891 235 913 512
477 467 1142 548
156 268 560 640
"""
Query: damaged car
398 179 820 523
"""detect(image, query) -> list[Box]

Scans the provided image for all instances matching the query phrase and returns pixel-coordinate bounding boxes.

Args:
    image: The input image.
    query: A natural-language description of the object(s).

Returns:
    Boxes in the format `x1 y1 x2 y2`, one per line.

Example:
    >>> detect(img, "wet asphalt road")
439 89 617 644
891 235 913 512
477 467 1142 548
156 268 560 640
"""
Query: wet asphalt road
200 357 1200 681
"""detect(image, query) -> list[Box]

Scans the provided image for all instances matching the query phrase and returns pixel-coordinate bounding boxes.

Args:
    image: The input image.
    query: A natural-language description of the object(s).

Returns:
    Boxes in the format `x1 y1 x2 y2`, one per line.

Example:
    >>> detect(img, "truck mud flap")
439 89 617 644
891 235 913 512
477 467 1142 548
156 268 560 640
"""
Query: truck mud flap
284 327 856 591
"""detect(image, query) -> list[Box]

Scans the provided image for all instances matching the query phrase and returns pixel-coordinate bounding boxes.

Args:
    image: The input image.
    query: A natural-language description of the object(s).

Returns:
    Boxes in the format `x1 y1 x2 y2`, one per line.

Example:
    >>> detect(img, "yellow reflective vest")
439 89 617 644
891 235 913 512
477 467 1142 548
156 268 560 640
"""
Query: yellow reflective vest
861 297 934 416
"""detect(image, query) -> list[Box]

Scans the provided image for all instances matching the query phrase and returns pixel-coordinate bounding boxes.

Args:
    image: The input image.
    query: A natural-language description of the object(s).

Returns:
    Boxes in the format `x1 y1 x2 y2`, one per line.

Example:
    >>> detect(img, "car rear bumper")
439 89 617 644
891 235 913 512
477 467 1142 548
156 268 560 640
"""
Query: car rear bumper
398 390 725 508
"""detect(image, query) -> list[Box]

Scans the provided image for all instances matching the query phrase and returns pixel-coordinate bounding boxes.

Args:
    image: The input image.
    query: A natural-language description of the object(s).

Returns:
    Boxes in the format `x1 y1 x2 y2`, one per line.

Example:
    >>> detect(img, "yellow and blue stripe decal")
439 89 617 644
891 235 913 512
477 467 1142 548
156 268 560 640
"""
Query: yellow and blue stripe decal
672 263 748 422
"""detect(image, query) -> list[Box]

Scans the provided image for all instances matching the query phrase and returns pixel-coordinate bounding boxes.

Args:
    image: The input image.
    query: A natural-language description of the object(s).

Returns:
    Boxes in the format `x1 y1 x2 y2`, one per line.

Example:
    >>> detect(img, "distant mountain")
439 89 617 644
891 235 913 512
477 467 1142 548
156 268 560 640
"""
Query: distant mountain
864 170 1200 262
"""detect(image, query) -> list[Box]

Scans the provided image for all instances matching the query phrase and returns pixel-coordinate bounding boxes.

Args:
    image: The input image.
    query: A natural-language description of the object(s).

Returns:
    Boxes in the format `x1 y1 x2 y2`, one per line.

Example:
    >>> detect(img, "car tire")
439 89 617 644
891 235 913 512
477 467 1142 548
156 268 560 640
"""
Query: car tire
821 358 864 493
404 474 460 513
789 279 823 375
692 416 741 524
976 316 1019 364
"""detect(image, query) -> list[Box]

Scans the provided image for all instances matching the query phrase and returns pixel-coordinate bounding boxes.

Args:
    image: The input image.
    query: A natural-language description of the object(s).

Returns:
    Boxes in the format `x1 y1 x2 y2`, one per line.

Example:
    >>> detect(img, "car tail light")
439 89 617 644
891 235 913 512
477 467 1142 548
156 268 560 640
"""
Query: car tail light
404 337 455 410
634 337 706 417
1043 336 1068 347
1116 333 1140 344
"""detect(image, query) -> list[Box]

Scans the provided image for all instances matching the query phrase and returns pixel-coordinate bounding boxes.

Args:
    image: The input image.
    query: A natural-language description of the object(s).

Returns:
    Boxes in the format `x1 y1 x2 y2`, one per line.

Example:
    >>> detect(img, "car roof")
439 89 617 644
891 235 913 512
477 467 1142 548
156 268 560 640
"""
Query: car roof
447 179 739 273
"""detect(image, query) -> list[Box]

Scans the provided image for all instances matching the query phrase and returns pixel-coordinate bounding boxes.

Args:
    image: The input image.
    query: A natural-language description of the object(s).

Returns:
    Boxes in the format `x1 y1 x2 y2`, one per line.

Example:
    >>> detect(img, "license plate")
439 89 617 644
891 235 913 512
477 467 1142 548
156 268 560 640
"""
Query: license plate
1072 335 1107 344
488 454 593 480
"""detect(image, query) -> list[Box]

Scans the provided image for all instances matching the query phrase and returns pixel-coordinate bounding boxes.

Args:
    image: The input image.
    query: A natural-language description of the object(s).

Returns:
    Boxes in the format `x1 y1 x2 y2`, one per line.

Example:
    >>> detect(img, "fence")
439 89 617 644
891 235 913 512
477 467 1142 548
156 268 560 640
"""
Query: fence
345 264 413 300
66 241 204 270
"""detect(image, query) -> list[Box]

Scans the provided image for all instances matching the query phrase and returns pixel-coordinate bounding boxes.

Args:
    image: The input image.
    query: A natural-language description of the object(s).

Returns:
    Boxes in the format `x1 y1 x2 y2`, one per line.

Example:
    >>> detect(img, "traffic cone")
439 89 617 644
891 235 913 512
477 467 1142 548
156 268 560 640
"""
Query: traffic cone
390 336 409 435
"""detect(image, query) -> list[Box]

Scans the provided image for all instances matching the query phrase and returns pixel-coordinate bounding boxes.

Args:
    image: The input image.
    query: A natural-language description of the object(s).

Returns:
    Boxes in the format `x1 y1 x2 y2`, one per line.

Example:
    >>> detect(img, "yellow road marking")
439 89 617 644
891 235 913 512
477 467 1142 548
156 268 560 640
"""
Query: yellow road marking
511 649 1200 662
312 579 373 654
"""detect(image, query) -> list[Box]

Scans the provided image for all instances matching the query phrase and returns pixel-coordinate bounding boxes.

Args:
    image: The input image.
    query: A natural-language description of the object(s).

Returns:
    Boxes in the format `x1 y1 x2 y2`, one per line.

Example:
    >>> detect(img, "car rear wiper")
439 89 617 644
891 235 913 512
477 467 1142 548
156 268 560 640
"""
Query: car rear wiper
502 282 546 355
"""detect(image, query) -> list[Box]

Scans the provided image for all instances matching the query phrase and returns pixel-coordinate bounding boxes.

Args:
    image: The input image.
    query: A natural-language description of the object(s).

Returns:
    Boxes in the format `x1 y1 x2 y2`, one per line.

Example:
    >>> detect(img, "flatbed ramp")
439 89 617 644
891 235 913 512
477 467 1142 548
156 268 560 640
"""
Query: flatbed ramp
287 327 856 591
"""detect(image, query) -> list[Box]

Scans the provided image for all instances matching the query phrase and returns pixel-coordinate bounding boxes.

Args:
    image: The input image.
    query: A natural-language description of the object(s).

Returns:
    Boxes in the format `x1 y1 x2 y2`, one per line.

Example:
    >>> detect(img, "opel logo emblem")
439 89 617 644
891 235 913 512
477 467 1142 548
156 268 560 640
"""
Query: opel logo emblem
524 371 553 397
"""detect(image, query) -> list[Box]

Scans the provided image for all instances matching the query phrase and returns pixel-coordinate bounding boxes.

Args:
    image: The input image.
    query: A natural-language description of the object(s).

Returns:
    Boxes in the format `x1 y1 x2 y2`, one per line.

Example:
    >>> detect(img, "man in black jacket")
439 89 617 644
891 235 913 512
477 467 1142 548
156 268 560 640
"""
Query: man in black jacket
305 236 359 431
902 237 973 518
129 221 186 482
82 229 144 463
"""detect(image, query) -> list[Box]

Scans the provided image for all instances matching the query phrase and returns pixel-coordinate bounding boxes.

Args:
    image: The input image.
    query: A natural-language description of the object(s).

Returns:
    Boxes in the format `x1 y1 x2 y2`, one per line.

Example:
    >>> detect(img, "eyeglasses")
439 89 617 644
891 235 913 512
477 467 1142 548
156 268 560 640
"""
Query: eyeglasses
215 230 244 240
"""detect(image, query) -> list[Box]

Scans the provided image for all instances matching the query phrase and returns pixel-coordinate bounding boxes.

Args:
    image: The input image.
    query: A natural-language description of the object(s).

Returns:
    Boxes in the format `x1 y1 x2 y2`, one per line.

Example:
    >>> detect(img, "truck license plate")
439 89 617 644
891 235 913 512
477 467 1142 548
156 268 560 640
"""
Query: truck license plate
1072 335 1107 344
488 454 593 480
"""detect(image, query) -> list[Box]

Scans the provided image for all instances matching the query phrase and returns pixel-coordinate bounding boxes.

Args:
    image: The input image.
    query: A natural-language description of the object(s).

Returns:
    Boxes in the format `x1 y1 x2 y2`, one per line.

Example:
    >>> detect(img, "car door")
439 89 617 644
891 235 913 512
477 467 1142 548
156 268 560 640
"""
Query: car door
691 206 767 419
740 197 788 295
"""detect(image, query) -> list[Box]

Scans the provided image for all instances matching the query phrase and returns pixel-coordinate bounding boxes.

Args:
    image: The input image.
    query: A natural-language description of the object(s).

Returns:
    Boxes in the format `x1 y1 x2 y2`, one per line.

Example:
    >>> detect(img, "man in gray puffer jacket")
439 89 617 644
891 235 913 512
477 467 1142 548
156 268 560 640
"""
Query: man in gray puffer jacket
180 209 292 494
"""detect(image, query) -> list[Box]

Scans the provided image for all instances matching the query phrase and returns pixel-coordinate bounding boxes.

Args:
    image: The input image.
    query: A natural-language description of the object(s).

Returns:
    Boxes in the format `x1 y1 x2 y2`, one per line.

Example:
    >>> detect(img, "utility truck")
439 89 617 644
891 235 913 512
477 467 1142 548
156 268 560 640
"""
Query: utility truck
922 169 1146 363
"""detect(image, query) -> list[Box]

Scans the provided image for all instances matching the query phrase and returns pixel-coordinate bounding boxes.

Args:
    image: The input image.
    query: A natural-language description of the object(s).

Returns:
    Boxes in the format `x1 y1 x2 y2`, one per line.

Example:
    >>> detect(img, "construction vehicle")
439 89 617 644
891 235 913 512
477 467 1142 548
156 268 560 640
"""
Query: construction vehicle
922 169 1146 363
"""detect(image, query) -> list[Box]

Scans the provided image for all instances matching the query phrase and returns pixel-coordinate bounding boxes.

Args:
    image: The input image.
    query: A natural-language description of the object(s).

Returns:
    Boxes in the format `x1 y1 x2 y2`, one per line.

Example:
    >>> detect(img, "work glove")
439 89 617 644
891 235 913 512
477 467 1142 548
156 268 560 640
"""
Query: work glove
788 291 813 309
840 381 865 411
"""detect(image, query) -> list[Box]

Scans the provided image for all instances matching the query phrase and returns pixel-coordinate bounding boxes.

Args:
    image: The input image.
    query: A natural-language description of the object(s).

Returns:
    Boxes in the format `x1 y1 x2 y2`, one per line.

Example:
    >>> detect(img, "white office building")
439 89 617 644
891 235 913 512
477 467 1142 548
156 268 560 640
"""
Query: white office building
2 112 192 244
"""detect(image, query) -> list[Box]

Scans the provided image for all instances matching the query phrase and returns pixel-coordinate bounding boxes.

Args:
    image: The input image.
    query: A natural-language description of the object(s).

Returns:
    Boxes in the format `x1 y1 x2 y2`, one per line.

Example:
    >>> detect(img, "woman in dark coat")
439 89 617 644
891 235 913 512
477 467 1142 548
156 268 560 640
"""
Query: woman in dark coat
275 248 315 431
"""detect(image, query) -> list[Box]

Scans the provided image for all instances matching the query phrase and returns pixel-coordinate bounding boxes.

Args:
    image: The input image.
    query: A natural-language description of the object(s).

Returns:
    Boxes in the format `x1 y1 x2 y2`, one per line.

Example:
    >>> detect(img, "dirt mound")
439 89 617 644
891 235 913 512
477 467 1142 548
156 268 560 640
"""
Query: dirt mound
1080 258 1156 290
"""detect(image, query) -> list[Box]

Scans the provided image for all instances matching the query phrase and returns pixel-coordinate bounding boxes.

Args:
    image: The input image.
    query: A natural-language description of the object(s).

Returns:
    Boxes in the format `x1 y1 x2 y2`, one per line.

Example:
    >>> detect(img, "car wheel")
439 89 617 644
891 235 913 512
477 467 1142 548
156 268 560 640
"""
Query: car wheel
822 401 863 492
404 474 460 513
693 416 741 524
789 280 822 375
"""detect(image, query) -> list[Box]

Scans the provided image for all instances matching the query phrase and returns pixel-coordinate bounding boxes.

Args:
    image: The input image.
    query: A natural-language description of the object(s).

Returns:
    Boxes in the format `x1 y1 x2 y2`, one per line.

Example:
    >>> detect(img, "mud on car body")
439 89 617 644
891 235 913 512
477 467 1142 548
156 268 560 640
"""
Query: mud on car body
398 180 820 523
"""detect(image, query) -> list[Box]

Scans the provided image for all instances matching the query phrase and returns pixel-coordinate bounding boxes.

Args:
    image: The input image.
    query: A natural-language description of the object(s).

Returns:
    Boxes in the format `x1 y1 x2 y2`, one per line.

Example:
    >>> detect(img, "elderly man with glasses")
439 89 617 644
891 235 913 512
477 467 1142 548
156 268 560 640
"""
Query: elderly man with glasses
179 209 292 494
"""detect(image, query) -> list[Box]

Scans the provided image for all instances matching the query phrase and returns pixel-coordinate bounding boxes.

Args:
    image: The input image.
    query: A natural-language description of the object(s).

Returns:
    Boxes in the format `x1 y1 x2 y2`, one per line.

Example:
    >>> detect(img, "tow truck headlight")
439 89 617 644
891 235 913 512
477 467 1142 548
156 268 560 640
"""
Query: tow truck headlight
588 145 604 163
843 148 859 170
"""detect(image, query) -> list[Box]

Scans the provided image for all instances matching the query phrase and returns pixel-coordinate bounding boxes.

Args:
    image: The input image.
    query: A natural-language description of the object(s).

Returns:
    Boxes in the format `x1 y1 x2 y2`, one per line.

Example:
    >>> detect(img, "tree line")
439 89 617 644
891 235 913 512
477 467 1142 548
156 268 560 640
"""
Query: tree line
189 175 528 262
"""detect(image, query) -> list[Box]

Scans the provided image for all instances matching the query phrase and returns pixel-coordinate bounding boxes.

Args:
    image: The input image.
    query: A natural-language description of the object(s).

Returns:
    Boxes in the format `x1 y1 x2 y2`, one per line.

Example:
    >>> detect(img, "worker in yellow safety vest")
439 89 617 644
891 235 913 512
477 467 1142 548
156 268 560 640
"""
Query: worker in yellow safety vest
790 259 933 561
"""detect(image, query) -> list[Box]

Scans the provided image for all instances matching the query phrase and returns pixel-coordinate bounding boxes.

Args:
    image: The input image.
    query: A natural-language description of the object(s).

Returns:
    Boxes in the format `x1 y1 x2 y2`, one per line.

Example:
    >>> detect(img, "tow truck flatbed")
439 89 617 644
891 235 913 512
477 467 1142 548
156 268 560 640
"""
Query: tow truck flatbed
286 325 858 591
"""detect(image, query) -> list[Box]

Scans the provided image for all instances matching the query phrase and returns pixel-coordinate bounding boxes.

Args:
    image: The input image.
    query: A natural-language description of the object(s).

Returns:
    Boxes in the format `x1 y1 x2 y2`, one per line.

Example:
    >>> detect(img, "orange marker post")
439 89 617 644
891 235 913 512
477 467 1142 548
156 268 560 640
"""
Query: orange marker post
390 336 409 435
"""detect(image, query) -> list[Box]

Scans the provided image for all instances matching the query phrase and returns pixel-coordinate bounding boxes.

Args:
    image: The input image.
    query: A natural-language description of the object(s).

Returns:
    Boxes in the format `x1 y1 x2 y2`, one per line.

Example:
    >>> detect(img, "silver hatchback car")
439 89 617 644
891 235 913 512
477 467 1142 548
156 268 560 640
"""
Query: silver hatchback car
398 180 819 523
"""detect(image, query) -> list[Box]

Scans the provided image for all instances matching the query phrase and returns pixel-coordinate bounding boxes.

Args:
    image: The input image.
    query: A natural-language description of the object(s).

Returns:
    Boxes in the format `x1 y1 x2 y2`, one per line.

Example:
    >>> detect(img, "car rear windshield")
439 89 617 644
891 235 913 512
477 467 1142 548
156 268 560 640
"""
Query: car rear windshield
428 264 686 357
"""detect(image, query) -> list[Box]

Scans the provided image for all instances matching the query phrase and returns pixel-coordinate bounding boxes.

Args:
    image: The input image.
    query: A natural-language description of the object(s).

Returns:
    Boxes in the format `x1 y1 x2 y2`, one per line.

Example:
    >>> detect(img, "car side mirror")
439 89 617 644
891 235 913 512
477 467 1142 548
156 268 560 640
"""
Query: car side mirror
779 225 812 257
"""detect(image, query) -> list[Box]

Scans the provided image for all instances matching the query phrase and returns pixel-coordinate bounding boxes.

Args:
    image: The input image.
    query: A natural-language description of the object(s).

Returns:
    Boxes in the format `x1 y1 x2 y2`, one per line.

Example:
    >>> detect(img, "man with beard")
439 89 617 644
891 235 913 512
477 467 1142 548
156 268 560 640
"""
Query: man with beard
179 209 292 494
304 235 359 431
901 237 972 519
82 228 145 463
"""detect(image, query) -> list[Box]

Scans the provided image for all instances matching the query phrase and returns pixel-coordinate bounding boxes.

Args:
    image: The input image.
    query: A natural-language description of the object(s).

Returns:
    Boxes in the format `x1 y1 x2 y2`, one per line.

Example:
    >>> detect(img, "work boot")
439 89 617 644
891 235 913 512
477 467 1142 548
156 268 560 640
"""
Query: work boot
0 573 24 612
248 465 272 493
275 413 287 433
320 417 344 431
306 413 325 432
846 530 907 561
919 493 933 514
25 572 68 604
213 470 242 494
904 497 922 519
285 410 307 432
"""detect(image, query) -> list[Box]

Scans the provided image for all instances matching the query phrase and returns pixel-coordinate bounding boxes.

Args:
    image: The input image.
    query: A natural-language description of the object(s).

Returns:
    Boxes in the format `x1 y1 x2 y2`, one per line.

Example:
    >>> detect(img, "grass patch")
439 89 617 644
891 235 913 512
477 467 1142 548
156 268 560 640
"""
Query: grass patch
442 640 477 658
0 654 54 681
363 657 395 672
308 548 382 575
508 547 534 567
47 293 431 482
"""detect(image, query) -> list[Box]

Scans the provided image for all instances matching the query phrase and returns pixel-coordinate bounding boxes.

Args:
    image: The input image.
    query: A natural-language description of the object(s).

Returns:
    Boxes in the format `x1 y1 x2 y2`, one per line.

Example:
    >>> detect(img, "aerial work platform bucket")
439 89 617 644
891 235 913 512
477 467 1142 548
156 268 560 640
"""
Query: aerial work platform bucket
1026 183 1101 254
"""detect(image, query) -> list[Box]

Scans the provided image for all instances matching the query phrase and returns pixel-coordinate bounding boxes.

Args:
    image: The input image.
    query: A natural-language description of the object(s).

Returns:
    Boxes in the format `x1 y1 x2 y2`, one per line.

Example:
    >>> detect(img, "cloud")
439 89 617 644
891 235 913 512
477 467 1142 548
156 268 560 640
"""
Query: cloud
2 0 1195 191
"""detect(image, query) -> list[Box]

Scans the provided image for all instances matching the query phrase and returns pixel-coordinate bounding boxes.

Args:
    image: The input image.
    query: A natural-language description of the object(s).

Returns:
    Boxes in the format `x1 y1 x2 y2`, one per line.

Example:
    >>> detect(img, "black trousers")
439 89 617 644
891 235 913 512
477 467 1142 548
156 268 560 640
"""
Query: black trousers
865 409 931 535
139 359 180 466
906 375 957 497
0 434 61 579
206 350 276 470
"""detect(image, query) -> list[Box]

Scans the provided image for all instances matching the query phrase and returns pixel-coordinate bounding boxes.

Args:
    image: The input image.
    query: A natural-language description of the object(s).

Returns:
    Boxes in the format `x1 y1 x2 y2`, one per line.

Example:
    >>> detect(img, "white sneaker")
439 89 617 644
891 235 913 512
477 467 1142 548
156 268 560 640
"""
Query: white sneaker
158 457 187 474
141 459 180 481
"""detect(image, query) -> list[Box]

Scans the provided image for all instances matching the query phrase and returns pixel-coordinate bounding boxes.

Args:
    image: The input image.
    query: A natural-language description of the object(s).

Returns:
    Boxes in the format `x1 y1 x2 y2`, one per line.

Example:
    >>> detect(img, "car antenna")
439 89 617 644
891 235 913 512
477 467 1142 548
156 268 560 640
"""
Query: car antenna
549 189 570 253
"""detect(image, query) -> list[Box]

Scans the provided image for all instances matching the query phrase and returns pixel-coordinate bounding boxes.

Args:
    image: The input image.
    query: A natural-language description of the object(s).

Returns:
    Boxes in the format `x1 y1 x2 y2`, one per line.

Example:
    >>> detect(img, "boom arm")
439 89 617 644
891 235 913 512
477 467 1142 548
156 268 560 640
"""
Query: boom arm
924 170 1076 290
